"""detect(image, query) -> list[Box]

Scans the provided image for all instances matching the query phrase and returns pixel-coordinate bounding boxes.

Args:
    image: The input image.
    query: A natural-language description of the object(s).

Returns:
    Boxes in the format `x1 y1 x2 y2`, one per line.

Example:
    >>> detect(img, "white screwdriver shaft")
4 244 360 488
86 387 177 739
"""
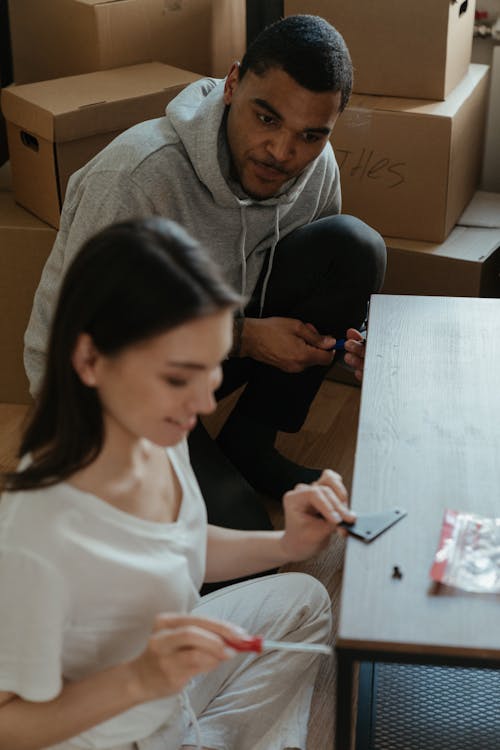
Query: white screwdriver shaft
262 639 332 656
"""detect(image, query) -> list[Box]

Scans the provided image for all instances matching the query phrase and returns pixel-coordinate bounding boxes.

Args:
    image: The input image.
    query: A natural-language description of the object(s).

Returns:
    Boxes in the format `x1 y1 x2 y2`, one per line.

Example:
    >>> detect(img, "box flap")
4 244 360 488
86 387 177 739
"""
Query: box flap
385 226 500 263
347 64 489 118
1 63 200 142
458 192 500 228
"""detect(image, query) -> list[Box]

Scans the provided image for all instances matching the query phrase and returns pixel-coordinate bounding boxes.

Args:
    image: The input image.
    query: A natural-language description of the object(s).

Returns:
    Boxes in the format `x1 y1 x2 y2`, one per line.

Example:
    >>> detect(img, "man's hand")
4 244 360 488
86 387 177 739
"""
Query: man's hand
241 317 336 373
344 327 366 381
279 469 356 562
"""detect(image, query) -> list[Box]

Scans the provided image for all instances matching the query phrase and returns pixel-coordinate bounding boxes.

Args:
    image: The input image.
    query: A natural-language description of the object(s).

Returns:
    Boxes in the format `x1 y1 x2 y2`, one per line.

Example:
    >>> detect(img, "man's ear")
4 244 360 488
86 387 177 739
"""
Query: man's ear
223 62 241 105
71 333 100 387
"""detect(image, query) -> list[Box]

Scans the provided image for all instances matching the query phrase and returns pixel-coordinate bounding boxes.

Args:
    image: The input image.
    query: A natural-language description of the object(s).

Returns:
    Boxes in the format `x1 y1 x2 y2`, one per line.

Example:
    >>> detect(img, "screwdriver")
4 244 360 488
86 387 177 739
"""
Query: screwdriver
224 635 332 656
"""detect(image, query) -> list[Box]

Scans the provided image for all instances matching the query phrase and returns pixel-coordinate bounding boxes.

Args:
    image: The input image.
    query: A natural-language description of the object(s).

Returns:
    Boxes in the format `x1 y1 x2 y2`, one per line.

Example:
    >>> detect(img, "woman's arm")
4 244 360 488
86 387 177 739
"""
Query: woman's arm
0 615 243 750
205 469 355 582
0 662 144 750
205 526 289 582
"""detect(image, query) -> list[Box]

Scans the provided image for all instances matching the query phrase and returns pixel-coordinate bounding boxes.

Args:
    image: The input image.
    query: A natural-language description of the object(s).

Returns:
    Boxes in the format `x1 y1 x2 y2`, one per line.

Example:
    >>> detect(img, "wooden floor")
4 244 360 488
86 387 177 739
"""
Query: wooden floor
0 377 362 750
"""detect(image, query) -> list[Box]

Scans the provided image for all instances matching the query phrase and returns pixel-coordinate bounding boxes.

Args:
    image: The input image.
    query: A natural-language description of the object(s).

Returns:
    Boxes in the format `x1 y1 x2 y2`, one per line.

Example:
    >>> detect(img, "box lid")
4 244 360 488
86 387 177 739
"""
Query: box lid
1 62 200 143
385 226 500 264
347 64 489 118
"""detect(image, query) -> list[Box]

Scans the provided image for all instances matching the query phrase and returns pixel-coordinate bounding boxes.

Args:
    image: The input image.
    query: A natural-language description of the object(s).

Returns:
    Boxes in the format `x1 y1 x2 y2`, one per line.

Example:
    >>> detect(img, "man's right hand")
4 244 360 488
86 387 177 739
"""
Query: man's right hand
240 317 336 373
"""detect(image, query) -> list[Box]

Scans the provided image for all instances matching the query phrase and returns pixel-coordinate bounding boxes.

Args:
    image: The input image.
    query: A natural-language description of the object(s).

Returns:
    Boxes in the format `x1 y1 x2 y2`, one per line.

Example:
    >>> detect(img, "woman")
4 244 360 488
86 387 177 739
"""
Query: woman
0 218 355 750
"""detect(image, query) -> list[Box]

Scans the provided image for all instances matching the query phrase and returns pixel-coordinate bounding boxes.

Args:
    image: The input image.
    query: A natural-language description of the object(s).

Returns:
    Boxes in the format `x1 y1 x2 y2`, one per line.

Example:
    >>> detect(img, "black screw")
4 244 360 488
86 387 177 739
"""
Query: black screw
392 565 403 580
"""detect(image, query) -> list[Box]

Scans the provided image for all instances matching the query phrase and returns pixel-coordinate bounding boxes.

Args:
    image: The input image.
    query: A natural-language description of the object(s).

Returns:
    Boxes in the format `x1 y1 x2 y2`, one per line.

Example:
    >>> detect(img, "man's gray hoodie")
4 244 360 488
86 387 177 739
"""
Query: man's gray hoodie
24 77 342 396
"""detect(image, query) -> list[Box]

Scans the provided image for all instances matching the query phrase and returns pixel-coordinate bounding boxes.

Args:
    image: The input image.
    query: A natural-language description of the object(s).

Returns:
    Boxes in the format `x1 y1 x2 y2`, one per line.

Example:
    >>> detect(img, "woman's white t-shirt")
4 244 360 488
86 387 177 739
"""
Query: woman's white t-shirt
0 439 207 748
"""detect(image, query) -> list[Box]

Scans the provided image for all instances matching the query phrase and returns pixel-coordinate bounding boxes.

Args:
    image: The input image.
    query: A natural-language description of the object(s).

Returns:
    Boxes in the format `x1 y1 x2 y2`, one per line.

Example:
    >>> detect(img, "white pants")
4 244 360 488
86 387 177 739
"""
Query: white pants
142 572 331 750
62 572 332 750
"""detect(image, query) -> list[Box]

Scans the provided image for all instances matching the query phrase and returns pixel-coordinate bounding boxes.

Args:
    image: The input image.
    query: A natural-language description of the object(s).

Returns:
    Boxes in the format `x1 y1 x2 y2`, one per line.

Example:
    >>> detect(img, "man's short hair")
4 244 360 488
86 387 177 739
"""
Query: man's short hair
239 14 353 111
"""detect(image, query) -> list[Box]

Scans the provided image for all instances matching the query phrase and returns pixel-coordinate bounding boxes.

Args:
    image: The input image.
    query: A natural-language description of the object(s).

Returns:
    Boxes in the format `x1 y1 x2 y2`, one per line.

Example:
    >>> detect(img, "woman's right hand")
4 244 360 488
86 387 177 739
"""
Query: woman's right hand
279 469 356 562
128 614 245 702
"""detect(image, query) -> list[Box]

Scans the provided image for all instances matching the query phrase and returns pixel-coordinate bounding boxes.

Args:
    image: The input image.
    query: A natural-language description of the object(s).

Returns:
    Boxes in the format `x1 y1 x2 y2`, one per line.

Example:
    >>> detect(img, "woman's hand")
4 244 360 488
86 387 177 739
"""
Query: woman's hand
128 614 245 702
280 470 356 562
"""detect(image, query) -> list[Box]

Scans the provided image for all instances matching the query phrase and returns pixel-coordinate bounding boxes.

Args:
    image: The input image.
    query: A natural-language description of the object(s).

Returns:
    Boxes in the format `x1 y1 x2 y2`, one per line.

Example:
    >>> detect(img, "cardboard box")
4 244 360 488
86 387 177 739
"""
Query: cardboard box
0 192 57 404
481 45 500 193
284 0 476 100
381 226 500 298
8 0 246 84
0 111 7 168
332 64 489 244
1 62 201 228
0 160 11 191
0 0 12 166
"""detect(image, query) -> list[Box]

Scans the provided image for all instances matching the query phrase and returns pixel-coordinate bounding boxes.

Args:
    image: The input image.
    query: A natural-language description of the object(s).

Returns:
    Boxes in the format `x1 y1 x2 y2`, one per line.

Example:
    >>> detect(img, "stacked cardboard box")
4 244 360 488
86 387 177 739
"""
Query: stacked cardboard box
285 1 499 298
2 0 248 228
0 98 8 169
382 222 500 297
0 0 12 167
0 164 57 403
332 66 489 244
287 0 476 100
0 0 247 402
7 0 246 82
2 62 201 228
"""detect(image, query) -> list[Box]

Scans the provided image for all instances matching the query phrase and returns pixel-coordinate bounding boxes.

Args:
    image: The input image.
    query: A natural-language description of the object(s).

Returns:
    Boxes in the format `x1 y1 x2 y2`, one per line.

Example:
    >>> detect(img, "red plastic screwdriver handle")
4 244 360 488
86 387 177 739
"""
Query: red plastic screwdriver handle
224 635 264 653
224 635 332 656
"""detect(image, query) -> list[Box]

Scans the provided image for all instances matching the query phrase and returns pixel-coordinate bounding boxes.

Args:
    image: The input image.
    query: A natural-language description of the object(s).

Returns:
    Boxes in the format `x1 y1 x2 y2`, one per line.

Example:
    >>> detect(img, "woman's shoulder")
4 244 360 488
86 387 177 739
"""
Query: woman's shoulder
0 479 73 555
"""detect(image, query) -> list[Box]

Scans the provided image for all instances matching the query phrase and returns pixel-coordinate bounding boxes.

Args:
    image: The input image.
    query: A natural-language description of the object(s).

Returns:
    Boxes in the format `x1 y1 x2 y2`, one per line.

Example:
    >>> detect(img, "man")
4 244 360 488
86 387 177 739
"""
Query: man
24 14 386 530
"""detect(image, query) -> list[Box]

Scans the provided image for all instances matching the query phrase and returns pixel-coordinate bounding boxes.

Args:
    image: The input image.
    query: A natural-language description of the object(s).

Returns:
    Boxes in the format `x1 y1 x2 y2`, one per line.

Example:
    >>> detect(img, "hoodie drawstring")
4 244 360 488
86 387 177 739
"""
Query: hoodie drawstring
258 204 281 317
238 202 250 309
237 200 282 318
239 200 252 316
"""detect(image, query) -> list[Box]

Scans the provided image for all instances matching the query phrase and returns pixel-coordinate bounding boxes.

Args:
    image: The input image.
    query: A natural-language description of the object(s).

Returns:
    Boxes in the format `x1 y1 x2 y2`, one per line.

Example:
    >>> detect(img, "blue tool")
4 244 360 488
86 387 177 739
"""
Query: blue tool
331 338 346 351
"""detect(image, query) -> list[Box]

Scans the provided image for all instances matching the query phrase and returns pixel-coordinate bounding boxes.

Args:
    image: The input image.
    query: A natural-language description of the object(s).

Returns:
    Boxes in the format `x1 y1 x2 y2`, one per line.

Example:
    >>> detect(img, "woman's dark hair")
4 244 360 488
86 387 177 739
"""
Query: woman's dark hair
240 14 353 111
3 217 242 493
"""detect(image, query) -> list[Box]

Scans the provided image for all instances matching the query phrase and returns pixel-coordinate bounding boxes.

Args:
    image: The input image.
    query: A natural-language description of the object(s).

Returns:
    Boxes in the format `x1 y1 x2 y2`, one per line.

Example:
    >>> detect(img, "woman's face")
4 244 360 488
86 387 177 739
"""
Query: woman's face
75 309 233 447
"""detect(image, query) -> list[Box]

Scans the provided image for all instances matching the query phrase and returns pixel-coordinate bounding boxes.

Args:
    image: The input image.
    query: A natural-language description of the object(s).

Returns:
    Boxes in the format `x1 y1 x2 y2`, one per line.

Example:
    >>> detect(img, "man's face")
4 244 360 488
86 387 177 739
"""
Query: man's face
223 64 342 200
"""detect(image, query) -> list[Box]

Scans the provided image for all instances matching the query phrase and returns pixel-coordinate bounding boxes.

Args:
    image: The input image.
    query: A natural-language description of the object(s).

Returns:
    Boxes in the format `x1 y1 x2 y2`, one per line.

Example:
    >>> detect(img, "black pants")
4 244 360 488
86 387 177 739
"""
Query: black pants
189 214 386 530
216 213 387 432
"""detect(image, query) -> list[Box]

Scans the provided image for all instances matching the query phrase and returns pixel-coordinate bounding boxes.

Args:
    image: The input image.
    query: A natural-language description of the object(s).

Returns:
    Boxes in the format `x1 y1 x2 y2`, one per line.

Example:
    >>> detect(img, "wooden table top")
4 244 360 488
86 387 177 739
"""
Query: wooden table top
337 294 500 661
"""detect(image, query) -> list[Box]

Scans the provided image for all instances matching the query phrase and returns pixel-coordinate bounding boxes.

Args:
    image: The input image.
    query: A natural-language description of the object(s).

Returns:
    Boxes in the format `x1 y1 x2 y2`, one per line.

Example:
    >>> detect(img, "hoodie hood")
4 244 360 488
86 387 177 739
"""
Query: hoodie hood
166 78 340 312
166 78 326 211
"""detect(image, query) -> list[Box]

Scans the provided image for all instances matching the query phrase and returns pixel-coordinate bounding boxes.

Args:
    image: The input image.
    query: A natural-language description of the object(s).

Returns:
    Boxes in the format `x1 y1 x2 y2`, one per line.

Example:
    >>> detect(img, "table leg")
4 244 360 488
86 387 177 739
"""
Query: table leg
335 649 353 750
